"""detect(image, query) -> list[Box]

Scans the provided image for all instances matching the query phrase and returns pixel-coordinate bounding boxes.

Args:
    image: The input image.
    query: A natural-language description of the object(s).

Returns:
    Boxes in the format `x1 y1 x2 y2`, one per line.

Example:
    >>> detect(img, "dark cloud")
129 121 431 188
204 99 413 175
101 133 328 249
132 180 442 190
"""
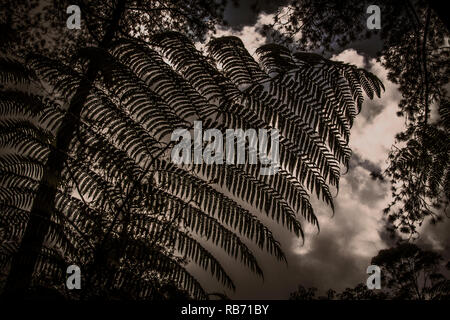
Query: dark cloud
224 0 289 30
288 218 373 293
377 217 400 247
340 34 383 60
349 152 382 176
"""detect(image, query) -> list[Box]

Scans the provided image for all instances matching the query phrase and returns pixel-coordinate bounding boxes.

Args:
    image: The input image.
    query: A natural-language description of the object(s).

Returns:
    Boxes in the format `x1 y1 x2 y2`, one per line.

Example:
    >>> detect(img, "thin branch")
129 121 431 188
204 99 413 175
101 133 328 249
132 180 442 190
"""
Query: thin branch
422 6 431 123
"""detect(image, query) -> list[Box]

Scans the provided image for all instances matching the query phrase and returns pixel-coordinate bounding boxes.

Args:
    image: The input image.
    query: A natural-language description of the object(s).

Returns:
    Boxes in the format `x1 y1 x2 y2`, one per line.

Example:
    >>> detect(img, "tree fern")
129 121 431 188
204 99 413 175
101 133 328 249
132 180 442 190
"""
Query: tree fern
0 32 383 298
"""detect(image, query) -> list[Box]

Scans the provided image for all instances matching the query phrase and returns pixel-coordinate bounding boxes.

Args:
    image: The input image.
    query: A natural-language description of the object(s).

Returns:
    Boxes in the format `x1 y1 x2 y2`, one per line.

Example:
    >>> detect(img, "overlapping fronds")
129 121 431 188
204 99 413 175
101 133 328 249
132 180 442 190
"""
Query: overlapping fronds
0 33 382 298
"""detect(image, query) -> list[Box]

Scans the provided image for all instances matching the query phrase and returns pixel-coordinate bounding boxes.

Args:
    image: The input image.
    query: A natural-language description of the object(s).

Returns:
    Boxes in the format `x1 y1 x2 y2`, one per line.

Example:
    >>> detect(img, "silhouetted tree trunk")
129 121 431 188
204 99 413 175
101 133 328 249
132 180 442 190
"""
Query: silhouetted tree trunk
2 0 127 298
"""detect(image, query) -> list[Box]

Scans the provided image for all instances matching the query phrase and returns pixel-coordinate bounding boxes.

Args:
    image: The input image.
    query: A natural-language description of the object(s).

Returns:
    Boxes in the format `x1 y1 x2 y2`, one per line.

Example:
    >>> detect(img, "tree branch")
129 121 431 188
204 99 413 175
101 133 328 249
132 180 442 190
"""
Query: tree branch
422 6 431 124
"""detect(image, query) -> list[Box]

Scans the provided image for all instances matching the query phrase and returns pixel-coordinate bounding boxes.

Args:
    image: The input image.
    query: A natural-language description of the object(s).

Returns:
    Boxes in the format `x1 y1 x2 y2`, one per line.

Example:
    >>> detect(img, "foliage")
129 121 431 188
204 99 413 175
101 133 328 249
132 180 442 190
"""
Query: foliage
289 243 450 300
0 27 382 298
0 0 228 59
372 242 450 300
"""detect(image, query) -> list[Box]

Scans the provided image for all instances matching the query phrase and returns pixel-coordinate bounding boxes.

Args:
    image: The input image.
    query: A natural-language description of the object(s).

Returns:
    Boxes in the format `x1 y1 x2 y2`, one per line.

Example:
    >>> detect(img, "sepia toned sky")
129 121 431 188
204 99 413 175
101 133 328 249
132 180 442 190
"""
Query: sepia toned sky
186 1 450 299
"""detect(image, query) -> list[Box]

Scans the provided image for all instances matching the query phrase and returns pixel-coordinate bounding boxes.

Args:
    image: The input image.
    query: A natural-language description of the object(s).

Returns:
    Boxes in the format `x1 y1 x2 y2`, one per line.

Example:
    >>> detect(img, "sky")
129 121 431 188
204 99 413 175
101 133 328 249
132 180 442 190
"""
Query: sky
185 1 450 299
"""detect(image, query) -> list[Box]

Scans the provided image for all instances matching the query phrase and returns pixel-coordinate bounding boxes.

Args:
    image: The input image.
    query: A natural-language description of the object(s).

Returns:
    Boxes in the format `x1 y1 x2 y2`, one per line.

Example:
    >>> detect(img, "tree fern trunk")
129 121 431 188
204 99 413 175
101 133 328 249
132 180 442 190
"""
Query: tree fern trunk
2 0 126 297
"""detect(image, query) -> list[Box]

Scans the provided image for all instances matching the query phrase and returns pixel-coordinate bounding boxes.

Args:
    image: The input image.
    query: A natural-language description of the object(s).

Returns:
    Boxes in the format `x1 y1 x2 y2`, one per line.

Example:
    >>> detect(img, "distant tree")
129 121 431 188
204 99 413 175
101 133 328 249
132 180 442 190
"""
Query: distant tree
372 243 450 300
337 283 389 300
289 285 318 300
289 243 450 300
290 283 388 300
